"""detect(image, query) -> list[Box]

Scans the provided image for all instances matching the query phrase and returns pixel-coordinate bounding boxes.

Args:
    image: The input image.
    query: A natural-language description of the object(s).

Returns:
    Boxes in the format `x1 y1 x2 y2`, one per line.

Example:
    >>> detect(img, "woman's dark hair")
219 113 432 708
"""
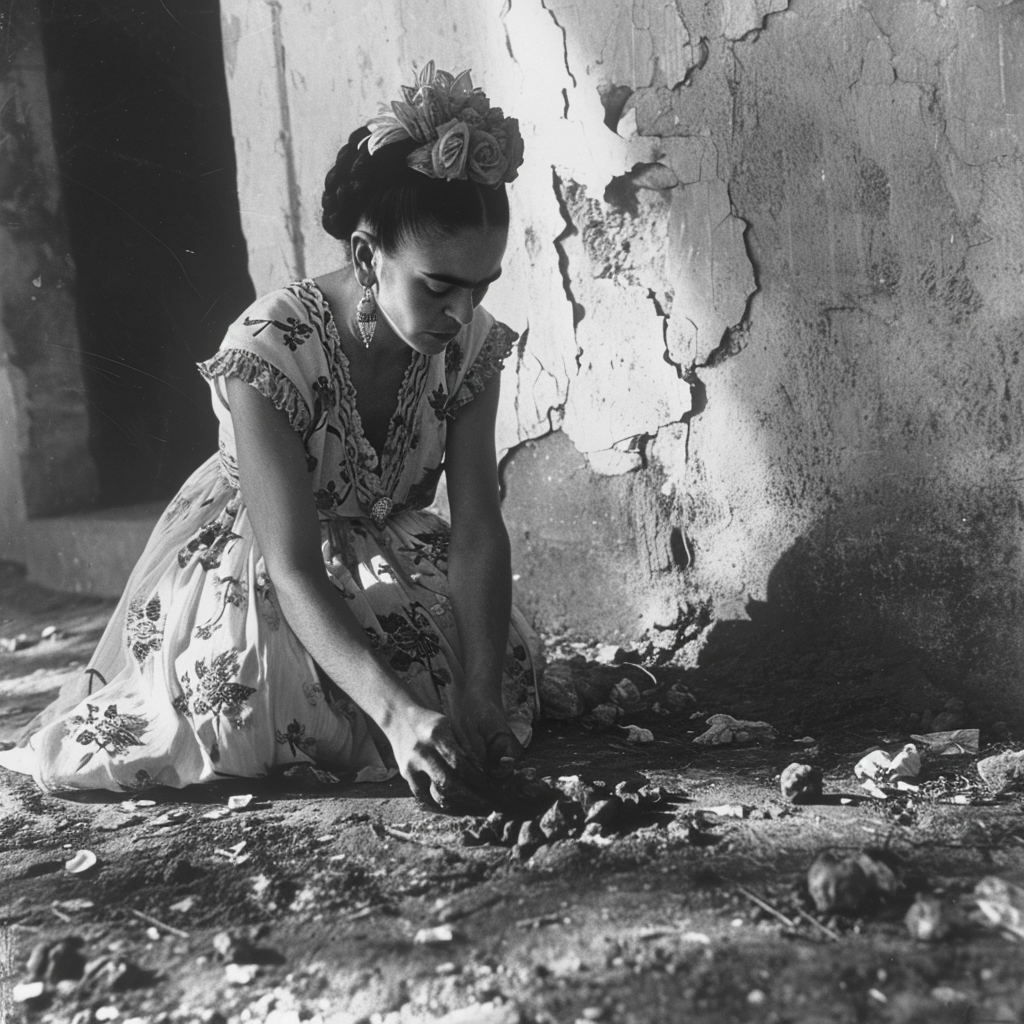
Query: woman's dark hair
321 126 510 255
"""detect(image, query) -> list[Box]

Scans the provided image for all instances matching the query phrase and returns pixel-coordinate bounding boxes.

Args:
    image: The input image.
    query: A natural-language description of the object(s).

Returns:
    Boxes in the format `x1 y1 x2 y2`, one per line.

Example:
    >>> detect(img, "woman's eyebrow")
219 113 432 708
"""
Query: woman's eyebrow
422 268 503 288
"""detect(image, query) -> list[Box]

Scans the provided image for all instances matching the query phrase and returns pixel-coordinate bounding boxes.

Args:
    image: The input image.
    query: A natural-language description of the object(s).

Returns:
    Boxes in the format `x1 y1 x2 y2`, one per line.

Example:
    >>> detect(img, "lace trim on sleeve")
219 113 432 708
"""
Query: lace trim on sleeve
198 349 311 435
445 321 518 418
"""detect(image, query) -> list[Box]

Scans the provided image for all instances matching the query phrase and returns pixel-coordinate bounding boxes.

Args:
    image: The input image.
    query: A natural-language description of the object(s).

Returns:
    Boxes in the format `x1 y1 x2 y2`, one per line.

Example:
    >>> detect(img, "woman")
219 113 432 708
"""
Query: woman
1 64 539 810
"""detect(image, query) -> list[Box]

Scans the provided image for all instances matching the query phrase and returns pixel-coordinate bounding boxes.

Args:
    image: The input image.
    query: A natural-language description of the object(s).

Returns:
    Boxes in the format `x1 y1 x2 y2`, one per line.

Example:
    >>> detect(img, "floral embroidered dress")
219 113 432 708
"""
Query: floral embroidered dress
1 280 540 793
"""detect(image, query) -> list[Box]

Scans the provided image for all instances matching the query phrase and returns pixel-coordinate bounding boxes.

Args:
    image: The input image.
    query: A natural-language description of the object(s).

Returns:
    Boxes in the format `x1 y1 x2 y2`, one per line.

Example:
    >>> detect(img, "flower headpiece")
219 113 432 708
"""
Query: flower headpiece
364 61 524 187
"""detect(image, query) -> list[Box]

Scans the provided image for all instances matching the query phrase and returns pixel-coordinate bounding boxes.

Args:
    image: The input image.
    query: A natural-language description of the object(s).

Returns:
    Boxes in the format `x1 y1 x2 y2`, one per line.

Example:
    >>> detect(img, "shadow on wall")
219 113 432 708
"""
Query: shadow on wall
704 497 1024 731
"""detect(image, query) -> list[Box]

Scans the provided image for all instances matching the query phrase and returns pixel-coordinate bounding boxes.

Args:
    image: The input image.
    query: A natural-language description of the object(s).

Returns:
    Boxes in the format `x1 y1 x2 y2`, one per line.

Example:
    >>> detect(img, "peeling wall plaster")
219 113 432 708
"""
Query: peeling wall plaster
222 0 1024 721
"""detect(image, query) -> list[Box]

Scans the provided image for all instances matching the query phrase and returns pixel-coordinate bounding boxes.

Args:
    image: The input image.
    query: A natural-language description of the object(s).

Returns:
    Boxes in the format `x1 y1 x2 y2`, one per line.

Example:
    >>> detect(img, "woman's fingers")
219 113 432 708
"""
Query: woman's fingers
484 730 523 771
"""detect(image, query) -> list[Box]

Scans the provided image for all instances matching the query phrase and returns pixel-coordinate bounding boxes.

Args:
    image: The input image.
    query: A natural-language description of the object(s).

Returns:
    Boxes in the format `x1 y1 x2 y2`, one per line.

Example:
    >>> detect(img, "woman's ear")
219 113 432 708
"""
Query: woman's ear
349 229 378 287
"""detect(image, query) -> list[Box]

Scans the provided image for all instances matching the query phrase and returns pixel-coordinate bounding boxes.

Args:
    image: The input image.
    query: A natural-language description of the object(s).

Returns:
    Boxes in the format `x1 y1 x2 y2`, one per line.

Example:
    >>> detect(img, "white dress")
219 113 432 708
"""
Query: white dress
1 280 539 793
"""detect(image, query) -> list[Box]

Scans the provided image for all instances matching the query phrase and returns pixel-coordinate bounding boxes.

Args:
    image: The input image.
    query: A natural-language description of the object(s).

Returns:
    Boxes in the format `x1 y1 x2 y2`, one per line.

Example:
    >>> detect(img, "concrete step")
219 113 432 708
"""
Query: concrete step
23 503 164 598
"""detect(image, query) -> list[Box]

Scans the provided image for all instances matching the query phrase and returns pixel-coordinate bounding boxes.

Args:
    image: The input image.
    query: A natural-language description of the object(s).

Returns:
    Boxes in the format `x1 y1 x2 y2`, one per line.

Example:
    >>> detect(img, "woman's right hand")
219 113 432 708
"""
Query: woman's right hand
386 706 491 814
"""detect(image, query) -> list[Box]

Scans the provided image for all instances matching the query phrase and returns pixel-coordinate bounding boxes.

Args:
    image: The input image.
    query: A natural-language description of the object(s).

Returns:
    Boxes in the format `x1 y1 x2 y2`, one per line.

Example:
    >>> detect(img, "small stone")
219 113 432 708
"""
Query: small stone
501 820 521 845
610 679 641 706
461 826 487 847
583 704 622 729
665 683 695 709
905 893 955 942
26 941 50 980
12 980 45 1003
212 931 258 964
620 724 654 743
637 784 666 805
976 750 1024 795
41 625 60 640
517 819 545 849
537 663 585 719
807 851 869 915
594 644 623 664
538 801 572 840
483 811 507 836
224 962 259 985
973 876 1024 938
414 925 458 945
1 634 33 652
780 763 823 803
551 774 590 807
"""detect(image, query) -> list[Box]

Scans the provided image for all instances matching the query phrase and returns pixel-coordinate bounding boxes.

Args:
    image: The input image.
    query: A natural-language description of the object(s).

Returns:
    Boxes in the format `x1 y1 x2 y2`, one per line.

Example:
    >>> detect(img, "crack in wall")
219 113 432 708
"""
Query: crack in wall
551 168 585 370
540 0 578 89
499 0 517 64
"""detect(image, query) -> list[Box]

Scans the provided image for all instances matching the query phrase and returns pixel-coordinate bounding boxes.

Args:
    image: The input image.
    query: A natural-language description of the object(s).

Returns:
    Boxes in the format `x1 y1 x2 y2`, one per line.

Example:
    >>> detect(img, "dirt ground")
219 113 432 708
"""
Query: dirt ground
2 560 1024 1024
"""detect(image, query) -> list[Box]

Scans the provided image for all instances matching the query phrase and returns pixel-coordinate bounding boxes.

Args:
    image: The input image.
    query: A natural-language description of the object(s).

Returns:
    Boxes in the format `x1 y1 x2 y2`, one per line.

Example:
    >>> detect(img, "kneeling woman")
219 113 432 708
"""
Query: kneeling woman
2 64 539 808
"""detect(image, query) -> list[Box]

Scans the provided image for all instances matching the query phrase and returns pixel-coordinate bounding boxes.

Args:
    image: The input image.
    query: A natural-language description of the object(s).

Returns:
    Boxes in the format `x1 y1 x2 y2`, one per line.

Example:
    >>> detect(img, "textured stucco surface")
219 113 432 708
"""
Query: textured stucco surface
0 2 97 558
221 0 1024 721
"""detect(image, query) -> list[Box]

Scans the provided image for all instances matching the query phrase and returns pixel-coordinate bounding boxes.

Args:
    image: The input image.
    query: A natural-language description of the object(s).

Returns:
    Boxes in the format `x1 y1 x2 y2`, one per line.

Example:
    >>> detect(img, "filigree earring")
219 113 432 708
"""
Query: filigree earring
356 286 377 347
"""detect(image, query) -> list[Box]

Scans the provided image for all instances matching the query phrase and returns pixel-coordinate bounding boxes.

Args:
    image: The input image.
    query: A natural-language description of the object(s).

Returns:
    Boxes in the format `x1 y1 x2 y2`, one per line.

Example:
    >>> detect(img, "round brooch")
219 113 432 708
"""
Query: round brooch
370 496 394 526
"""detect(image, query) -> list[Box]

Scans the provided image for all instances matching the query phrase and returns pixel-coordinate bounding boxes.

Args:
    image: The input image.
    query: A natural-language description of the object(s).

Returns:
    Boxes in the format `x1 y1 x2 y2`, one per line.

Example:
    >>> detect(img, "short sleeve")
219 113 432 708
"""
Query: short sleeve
197 283 330 438
443 309 518 418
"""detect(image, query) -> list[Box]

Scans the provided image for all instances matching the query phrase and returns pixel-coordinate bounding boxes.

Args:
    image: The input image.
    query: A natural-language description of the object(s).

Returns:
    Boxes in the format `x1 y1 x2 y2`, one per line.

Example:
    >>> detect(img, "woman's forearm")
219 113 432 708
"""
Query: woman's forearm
271 565 416 734
446 521 512 697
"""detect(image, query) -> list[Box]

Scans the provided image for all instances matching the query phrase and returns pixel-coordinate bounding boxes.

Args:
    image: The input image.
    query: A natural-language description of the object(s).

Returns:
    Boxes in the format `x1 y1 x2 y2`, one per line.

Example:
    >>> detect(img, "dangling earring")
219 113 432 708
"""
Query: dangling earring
356 286 377 347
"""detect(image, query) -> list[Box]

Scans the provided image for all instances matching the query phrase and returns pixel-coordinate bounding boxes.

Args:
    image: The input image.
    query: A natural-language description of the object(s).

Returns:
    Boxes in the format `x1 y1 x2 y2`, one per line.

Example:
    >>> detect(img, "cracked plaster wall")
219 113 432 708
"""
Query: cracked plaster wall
222 0 1024 720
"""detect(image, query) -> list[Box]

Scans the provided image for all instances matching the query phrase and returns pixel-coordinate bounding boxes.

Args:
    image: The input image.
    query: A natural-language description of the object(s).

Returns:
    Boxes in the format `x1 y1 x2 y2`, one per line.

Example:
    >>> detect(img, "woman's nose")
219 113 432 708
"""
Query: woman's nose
445 290 474 325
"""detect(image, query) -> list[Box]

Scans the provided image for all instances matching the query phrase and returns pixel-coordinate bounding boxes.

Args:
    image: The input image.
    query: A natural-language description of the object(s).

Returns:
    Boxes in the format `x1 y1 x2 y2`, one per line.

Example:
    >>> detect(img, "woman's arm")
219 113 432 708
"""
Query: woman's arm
225 375 480 808
443 367 520 766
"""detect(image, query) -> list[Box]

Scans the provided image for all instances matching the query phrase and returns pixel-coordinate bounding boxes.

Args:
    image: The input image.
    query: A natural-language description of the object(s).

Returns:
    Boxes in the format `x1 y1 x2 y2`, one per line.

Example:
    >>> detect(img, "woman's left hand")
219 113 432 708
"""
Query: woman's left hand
450 691 523 771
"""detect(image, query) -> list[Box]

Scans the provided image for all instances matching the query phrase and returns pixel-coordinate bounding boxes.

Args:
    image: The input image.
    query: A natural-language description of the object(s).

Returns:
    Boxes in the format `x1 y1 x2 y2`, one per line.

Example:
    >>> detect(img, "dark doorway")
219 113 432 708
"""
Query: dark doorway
39 0 254 507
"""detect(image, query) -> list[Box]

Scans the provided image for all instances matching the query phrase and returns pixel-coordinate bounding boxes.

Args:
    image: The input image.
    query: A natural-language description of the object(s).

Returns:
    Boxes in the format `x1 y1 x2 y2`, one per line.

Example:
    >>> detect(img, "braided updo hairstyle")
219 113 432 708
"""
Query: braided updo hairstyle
321 126 510 256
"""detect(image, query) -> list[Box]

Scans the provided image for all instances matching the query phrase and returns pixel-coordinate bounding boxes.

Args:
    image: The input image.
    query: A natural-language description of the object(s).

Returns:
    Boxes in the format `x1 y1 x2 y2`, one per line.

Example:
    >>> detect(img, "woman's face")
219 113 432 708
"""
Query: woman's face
371 225 508 356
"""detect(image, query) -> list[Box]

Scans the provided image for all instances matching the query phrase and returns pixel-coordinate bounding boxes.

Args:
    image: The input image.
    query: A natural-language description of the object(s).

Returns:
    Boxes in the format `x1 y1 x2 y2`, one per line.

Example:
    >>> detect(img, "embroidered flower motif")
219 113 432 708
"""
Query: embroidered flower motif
177 509 242 571
67 703 147 770
193 575 247 640
428 384 449 421
127 595 164 665
368 607 443 673
172 649 256 725
275 719 317 758
399 528 450 568
365 62 524 186
243 314 313 351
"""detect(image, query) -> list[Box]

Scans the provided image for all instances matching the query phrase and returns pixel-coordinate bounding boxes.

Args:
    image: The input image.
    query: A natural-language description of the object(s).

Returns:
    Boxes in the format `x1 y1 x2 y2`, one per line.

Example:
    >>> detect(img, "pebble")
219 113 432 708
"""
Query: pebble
610 679 641 705
212 931 259 964
225 962 259 985
1 634 33 652
807 851 869 914
905 893 955 942
12 981 45 1003
780 762 823 803
414 925 458 945
976 749 1024 794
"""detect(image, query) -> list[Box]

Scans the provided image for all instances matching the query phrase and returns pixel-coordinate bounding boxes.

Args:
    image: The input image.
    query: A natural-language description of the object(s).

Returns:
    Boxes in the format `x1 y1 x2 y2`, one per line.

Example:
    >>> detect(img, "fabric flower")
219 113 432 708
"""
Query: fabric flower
467 130 509 186
431 119 471 180
489 117 525 183
364 63 525 184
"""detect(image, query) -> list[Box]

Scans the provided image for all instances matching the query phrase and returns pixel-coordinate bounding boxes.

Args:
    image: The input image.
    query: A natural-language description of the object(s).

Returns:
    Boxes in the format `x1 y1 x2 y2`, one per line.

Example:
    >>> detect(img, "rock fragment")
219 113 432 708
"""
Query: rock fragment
780 763 822 803
905 894 956 942
806 851 869 915
976 750 1024 795
972 876 1024 939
